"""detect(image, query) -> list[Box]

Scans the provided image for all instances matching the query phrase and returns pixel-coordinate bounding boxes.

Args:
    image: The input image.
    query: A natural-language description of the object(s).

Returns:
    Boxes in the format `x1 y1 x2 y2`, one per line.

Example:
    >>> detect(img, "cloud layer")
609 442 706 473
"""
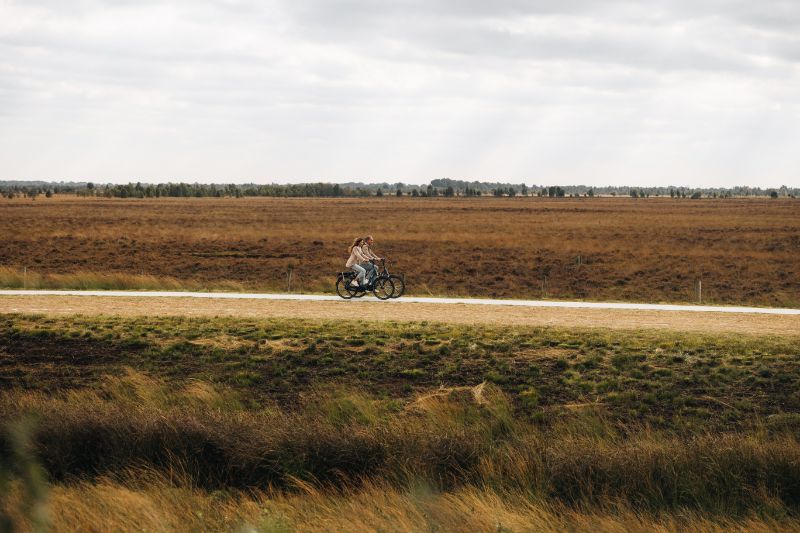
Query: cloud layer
1 0 799 186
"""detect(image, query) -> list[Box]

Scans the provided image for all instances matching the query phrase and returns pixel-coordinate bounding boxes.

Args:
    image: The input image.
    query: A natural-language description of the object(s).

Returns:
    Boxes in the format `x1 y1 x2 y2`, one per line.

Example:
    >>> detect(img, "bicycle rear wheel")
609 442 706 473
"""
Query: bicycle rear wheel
335 276 352 299
389 275 405 298
372 277 395 300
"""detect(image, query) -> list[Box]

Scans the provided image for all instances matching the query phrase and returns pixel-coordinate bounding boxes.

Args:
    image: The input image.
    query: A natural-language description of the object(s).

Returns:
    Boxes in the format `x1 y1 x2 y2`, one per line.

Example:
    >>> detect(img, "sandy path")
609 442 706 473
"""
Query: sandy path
2 294 799 336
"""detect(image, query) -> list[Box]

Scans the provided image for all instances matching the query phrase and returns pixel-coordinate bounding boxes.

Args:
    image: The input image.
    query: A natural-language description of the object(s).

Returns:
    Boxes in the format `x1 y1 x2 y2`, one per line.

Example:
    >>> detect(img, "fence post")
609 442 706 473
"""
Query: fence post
698 279 702 304
286 265 294 293
23 266 27 289
542 275 548 298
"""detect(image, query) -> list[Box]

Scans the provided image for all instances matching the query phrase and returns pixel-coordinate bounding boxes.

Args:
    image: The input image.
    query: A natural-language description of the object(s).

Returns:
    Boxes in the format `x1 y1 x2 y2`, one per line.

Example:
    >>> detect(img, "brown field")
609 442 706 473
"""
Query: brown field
1 196 798 306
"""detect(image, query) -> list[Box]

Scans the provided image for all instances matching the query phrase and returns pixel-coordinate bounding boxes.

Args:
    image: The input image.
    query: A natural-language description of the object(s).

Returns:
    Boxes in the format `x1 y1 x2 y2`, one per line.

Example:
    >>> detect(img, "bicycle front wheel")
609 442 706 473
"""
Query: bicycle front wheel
372 277 395 300
389 275 405 298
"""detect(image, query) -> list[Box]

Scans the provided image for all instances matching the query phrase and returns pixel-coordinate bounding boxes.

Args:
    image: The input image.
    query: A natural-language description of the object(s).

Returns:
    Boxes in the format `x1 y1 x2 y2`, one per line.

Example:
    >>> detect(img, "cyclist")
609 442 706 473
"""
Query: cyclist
345 237 369 287
360 235 383 284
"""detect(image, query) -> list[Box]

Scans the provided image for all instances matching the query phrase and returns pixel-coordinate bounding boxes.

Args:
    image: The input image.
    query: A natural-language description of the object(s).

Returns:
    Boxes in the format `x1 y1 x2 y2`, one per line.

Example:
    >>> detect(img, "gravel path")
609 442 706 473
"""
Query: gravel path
2 291 799 336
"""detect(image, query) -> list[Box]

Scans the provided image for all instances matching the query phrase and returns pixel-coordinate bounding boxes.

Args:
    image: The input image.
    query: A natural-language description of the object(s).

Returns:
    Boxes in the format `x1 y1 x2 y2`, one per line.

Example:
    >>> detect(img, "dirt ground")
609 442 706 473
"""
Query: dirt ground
2 295 798 336
2 197 799 306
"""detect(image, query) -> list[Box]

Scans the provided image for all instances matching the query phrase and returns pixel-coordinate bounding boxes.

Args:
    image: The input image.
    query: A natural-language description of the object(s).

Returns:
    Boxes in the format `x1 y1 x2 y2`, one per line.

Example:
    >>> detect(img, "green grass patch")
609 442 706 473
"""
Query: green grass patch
1 313 799 432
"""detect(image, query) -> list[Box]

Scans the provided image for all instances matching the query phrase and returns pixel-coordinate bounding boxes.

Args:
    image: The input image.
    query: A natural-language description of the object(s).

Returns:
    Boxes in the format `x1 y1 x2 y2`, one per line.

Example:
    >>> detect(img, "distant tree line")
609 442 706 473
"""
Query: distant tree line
1 179 797 199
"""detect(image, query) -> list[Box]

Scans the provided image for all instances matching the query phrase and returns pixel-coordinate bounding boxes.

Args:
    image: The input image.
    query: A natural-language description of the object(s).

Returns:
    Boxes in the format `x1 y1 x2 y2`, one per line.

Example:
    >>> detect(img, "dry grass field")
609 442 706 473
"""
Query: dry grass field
3 314 800 531
3 195 800 530
1 196 798 306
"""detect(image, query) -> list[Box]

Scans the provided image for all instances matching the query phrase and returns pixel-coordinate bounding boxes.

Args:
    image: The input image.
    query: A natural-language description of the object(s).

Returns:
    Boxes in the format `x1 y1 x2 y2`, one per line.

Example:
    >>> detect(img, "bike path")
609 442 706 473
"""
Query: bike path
1 290 798 315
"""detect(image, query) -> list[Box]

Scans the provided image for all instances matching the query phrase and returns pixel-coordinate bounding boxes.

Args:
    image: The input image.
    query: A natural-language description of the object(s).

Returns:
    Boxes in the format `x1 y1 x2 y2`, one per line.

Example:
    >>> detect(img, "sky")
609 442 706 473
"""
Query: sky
1 0 799 187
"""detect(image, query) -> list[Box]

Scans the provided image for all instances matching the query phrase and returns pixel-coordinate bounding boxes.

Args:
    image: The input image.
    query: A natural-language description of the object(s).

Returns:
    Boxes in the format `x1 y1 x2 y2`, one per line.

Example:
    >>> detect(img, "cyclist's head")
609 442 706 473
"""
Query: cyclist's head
364 235 374 245
348 237 363 253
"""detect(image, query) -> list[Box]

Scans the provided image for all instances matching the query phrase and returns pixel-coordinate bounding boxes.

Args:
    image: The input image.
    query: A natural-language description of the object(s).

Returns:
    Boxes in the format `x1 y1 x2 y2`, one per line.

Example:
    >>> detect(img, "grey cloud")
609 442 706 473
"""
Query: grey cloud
276 1 798 79
1 0 799 185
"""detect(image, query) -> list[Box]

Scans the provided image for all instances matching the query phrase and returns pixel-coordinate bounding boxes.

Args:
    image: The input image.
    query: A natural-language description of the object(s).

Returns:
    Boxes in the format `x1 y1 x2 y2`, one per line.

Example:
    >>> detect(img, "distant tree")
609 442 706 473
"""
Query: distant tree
691 191 702 199
630 189 638 198
45 189 53 198
520 184 528 196
411 188 419 197
770 190 779 199
396 188 402 197
376 188 383 197
556 187 565 198
588 189 594 198
670 188 675 198
508 187 516 197
444 186 455 197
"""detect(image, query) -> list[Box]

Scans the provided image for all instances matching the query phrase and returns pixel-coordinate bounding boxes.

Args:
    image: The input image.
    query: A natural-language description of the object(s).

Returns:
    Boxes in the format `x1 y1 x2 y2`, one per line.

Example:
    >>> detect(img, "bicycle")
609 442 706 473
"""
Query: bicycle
375 259 405 298
335 261 395 300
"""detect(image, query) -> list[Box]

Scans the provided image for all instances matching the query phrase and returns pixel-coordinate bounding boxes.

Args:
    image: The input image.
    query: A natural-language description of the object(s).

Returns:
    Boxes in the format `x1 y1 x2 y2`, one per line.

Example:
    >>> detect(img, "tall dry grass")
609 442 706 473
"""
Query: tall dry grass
0 266 247 292
2 372 800 527
5 476 800 532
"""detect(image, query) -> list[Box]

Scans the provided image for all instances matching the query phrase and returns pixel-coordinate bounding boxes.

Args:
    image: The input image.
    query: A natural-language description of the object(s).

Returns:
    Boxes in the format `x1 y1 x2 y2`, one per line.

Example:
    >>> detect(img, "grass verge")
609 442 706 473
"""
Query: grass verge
0 266 249 292
2 313 800 530
2 314 799 431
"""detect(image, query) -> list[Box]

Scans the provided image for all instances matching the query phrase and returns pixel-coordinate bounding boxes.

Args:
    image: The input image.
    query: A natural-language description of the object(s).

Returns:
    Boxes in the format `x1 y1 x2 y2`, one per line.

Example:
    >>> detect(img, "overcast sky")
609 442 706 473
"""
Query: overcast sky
1 0 799 186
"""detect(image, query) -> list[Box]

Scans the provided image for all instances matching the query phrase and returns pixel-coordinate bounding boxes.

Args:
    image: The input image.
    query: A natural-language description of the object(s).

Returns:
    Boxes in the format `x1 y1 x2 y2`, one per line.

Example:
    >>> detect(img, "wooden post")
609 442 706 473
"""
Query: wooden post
542 275 548 298
23 266 27 289
287 266 294 292
698 279 702 303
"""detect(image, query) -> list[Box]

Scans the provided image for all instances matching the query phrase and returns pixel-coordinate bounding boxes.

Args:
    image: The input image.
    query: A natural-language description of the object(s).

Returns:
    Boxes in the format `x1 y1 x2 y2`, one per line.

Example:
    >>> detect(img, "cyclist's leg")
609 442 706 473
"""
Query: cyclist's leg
362 262 376 284
351 264 366 285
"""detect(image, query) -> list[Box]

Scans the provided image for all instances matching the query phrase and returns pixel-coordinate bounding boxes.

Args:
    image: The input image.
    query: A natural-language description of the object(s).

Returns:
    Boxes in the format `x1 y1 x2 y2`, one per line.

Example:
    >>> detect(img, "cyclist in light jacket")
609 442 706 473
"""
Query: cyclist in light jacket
360 235 383 283
346 237 369 287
